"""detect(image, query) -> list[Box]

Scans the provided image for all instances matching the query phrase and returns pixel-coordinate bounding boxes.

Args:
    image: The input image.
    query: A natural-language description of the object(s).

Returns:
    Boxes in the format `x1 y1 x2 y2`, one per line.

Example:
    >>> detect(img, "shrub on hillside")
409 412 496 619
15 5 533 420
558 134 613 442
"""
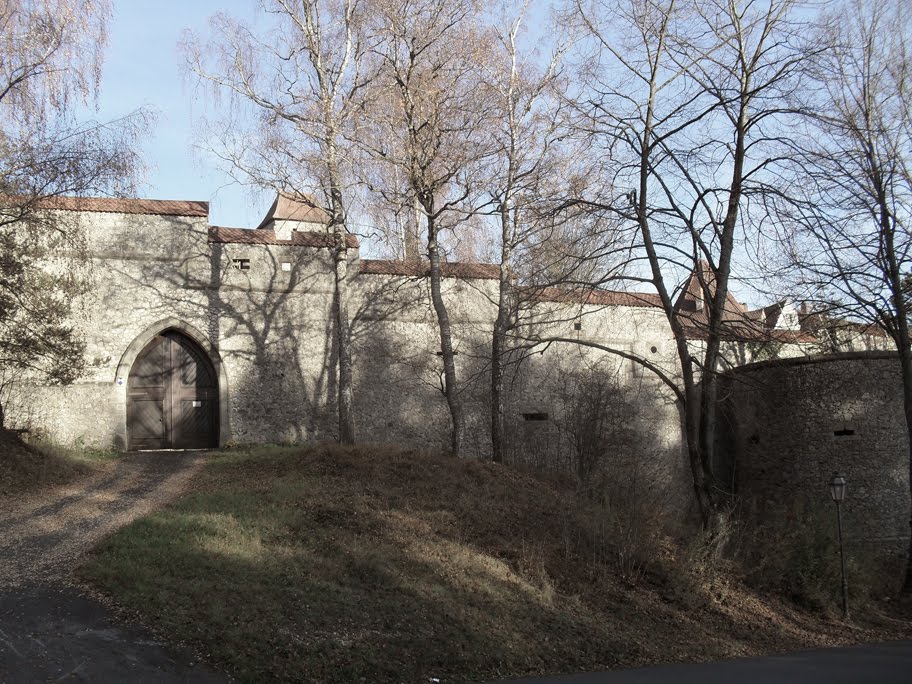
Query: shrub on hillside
736 500 886 612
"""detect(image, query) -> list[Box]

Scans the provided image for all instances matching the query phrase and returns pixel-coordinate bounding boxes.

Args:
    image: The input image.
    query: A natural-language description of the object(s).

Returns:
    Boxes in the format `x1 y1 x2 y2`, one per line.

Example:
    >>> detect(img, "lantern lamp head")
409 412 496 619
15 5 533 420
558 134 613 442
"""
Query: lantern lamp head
829 472 847 502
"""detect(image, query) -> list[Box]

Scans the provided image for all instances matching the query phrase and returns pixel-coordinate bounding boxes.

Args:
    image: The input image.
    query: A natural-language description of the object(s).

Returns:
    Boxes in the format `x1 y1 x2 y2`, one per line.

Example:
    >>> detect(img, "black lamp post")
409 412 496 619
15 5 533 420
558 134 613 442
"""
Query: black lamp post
829 472 849 619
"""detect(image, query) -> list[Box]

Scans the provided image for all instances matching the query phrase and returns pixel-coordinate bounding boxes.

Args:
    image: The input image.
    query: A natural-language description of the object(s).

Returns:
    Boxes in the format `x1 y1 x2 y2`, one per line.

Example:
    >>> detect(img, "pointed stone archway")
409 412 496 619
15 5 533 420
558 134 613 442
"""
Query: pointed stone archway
114 319 229 450
127 331 219 450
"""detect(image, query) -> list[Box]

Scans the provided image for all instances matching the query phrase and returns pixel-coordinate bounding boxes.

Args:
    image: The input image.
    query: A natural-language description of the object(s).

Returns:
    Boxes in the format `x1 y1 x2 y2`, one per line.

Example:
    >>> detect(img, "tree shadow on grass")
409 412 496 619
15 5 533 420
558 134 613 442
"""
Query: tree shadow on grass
78 445 883 684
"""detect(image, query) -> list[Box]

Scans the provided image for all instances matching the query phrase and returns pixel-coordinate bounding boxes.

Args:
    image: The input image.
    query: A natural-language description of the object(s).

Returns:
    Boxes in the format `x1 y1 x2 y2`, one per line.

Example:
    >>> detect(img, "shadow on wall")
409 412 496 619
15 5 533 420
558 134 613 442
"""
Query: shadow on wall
106 236 342 444
504 351 688 511
349 274 493 456
716 353 910 559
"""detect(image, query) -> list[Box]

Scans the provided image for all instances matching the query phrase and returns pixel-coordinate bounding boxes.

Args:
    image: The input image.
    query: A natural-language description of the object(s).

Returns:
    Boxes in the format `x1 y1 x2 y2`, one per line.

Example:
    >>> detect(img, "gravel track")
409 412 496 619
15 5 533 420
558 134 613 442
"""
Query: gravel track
0 451 206 587
0 451 229 682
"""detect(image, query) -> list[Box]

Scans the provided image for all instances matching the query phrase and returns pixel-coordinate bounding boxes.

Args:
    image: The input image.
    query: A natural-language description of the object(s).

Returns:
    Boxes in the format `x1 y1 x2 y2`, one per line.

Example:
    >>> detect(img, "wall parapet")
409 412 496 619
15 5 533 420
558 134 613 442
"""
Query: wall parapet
722 350 898 376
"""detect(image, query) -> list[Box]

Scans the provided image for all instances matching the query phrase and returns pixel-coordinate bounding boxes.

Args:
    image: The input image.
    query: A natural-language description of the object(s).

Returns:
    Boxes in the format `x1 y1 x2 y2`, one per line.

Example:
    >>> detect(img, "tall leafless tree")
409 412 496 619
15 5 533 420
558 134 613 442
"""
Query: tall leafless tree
0 0 148 424
483 2 570 463
776 0 912 592
184 0 373 443
565 0 815 525
363 0 493 458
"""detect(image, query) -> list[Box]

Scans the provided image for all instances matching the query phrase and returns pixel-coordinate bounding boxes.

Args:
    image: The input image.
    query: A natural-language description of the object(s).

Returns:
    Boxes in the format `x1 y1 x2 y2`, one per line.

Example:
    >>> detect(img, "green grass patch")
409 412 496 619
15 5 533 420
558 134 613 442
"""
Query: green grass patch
81 443 912 683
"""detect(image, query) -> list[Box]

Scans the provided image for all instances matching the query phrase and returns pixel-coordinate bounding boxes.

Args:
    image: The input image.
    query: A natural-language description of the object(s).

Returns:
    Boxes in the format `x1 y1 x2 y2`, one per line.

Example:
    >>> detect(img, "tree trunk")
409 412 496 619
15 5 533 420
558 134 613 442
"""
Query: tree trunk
491 204 513 464
404 195 422 261
695 99 747 521
426 211 464 457
333 237 355 444
899 347 912 594
328 166 355 444
681 365 713 527
872 164 912 593
883 302 912 594
491 324 506 463
879 195 912 594
886 278 912 594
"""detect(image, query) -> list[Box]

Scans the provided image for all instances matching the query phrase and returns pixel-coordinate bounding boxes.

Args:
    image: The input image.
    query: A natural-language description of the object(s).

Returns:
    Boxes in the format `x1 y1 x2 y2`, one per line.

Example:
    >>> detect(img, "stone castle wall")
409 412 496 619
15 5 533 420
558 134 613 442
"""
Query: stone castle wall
4 208 690 508
717 352 911 553
12 206 910 537
8 203 911 563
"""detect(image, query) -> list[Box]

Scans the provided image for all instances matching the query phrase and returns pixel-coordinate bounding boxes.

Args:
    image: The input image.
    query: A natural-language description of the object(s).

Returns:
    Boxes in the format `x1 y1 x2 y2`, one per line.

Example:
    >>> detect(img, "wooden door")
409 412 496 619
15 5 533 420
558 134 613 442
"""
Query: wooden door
127 332 218 450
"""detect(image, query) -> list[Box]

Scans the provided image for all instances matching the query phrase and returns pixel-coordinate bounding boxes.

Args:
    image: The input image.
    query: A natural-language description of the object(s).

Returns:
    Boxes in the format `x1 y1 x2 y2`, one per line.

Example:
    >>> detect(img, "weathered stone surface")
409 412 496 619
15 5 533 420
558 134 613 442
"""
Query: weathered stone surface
15 205 908 547
718 352 911 554
5 207 685 506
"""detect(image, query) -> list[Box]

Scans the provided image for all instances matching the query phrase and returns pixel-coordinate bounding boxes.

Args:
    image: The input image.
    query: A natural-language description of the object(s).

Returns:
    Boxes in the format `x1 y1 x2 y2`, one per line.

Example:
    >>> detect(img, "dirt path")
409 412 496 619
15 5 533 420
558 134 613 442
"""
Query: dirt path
0 451 229 682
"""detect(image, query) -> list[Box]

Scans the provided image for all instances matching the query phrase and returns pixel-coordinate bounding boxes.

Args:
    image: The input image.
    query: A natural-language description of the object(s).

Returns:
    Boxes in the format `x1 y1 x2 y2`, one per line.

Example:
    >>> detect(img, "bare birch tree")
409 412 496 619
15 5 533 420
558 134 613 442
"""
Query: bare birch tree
483 2 581 463
777 0 912 592
184 0 373 443
565 0 815 525
364 0 492 458
0 0 148 423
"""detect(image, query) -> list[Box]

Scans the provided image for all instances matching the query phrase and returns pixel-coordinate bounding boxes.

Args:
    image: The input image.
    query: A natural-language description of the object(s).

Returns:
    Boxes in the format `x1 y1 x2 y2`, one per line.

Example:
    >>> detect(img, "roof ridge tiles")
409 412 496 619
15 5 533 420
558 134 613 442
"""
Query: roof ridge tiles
25 195 209 217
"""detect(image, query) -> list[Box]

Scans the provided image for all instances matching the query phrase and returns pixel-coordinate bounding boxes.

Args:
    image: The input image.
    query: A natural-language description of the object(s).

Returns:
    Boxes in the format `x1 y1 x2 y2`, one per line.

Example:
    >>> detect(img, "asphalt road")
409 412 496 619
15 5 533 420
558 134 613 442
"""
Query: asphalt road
0 585 226 683
501 641 912 683
0 451 228 683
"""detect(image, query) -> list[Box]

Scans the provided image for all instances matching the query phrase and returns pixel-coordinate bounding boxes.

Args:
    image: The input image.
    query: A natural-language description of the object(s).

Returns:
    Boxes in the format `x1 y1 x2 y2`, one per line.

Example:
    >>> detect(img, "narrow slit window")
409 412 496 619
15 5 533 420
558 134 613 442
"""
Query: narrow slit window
232 258 251 271
833 428 856 437
523 412 549 422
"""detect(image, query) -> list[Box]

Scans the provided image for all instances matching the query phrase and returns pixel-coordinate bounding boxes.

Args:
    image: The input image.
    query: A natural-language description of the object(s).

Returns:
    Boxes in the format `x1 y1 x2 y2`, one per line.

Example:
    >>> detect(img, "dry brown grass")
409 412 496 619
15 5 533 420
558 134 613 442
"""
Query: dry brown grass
0 430 116 500
80 443 912 683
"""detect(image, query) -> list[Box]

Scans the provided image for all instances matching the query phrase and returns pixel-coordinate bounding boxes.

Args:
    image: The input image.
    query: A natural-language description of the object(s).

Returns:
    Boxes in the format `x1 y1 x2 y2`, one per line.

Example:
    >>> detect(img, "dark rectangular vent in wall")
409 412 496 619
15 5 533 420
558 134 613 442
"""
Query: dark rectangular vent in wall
232 258 251 270
523 412 549 422
833 428 856 437
574 321 582 331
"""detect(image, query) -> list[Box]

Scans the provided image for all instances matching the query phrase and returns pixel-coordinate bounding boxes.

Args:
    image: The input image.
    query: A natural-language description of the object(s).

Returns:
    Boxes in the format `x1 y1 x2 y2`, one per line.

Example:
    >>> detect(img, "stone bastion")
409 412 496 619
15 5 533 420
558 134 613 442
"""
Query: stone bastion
717 351 911 559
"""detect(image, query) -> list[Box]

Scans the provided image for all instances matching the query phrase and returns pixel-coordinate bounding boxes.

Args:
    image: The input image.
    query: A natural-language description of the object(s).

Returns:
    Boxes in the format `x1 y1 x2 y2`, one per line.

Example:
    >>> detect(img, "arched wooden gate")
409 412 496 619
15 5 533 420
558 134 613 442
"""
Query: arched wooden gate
127 330 219 450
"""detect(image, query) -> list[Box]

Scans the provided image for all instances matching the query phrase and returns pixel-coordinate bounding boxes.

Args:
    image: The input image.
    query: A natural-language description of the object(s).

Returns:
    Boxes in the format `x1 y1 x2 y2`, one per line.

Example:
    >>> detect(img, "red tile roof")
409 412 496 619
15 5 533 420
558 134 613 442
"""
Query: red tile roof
681 325 818 344
209 226 359 248
359 259 501 279
674 259 748 325
799 312 889 339
358 260 668 305
532 287 663 308
257 192 331 228
27 196 209 217
669 260 808 342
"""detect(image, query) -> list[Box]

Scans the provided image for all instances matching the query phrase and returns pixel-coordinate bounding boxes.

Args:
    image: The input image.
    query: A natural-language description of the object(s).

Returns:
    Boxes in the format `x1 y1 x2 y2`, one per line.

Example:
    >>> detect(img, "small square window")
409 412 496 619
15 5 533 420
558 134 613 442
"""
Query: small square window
232 258 251 271
574 321 582 331
281 261 291 272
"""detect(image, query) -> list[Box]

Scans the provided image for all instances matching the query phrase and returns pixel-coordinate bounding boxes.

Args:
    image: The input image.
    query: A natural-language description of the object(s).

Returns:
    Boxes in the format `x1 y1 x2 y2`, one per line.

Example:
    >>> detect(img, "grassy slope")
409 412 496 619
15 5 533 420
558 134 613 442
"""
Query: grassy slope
81 444 911 683
0 430 116 499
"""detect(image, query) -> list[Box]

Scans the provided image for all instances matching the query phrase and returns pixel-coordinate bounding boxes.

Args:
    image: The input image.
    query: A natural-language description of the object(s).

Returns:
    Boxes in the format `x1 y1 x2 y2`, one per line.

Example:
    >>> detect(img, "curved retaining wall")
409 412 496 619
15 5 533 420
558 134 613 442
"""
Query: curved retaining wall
718 352 910 554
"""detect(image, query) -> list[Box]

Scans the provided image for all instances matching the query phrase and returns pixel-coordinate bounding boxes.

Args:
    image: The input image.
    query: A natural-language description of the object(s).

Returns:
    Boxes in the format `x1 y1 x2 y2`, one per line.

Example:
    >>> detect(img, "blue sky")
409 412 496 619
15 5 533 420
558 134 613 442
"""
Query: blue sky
91 1 268 227
92 1 555 231
85 2 774 307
